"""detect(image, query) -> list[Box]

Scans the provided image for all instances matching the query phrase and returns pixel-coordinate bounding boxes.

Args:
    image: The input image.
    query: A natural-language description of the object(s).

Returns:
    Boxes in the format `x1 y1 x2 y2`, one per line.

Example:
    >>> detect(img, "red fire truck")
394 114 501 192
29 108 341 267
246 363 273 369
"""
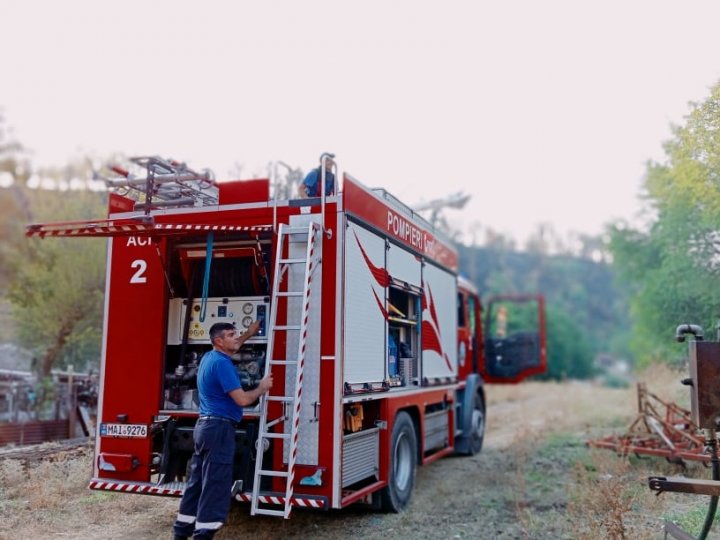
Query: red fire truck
27 155 546 518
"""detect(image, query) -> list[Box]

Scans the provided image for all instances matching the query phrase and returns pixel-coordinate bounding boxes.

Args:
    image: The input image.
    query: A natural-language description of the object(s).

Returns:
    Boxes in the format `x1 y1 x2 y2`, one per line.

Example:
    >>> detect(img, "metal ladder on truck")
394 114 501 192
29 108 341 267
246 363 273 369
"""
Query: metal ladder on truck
251 221 321 518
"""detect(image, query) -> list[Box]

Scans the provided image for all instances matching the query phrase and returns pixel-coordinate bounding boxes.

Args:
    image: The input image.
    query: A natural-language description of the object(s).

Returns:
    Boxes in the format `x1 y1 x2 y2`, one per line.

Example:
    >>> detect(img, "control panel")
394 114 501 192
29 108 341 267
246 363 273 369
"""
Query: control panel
167 296 269 345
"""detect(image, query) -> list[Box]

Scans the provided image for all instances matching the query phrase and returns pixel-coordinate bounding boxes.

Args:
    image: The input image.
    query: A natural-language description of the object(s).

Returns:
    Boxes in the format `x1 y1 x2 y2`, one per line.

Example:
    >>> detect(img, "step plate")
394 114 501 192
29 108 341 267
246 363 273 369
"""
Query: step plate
89 479 185 497
236 491 327 509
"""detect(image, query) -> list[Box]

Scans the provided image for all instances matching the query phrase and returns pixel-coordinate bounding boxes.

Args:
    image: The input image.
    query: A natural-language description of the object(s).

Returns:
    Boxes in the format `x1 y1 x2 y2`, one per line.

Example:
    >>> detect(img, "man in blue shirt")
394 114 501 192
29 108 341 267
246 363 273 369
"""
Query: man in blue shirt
173 321 273 540
298 156 335 198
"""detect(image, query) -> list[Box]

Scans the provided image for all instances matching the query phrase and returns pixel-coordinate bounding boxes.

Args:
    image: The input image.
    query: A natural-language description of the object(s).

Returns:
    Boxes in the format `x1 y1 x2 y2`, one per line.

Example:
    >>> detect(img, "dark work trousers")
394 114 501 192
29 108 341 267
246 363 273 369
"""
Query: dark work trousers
173 417 236 539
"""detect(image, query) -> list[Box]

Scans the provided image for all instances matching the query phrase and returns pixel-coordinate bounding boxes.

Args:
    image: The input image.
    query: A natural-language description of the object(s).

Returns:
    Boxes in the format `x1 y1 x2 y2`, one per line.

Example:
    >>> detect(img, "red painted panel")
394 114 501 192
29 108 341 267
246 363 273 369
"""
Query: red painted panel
317 204 338 502
98 235 168 481
456 288 481 382
98 452 137 473
339 388 456 507
343 175 458 272
108 193 135 214
218 178 270 205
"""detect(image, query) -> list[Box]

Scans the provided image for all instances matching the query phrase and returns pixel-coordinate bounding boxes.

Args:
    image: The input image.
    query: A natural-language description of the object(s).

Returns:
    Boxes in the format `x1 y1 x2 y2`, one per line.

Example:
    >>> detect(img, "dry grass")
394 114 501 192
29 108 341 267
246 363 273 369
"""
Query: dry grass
488 363 702 539
485 363 686 446
567 450 662 539
0 364 707 539
0 449 178 539
509 428 532 538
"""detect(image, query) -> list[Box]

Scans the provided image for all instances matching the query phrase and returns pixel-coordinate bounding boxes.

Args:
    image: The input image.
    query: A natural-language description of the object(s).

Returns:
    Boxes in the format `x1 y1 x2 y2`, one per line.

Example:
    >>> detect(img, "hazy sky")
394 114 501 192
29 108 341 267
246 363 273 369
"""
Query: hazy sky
2 0 719 245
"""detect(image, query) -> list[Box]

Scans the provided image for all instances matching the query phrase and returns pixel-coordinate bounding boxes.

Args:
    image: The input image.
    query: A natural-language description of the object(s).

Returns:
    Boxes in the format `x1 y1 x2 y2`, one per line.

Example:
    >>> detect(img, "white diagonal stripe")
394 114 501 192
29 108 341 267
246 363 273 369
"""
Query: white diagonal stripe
195 521 223 530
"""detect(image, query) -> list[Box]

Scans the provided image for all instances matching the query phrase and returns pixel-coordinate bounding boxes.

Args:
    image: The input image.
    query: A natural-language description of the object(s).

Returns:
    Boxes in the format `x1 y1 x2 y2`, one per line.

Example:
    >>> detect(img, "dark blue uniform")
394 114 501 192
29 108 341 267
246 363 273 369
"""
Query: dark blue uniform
174 350 242 539
302 167 335 197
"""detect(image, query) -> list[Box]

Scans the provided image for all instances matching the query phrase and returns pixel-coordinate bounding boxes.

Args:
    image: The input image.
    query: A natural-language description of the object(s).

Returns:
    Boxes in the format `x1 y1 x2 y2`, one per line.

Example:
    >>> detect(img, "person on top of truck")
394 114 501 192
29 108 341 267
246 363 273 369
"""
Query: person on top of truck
173 321 273 540
298 156 335 198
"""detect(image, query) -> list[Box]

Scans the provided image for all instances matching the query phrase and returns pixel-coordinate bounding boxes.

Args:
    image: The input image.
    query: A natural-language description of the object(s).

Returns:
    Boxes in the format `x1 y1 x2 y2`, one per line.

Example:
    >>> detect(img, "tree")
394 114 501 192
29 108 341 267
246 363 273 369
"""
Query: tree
0 113 32 283
0 113 33 344
458 230 629 379
539 305 595 380
8 162 107 376
608 80 720 365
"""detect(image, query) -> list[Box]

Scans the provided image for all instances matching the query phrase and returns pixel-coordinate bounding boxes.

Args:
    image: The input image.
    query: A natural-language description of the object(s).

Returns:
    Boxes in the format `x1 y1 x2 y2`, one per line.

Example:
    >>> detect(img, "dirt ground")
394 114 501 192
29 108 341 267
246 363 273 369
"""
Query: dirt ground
1 365 717 539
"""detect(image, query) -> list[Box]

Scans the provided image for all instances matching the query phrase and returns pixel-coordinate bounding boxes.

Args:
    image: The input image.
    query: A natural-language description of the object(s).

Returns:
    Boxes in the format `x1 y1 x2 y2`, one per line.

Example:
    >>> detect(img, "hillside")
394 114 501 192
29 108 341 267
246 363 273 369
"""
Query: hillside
459 243 630 378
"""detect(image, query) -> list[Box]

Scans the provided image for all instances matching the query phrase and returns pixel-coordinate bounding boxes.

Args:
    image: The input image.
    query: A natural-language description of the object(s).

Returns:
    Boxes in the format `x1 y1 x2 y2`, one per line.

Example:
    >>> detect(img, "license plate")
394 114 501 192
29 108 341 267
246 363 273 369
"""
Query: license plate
100 423 147 438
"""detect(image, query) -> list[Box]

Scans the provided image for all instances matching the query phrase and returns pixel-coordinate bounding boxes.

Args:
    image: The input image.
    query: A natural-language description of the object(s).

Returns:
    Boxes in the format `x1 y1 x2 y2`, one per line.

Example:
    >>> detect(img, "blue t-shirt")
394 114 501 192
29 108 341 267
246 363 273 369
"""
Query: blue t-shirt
197 350 243 422
302 168 335 197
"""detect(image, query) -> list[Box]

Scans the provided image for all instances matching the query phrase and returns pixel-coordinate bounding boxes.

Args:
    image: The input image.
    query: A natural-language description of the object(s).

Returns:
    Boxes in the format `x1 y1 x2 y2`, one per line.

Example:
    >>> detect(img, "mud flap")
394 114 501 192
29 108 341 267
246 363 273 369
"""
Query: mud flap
454 374 482 455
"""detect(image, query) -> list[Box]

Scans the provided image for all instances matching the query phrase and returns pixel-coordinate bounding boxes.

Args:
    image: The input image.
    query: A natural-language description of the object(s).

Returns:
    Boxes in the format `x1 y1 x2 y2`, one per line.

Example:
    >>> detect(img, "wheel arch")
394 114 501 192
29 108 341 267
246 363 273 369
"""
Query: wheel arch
379 406 420 512
455 373 485 455
394 405 422 464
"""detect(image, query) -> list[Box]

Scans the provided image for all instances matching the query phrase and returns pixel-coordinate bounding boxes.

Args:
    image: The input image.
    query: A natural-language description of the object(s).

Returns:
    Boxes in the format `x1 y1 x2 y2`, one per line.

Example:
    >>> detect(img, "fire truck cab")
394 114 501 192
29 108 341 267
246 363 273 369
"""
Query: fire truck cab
27 156 546 517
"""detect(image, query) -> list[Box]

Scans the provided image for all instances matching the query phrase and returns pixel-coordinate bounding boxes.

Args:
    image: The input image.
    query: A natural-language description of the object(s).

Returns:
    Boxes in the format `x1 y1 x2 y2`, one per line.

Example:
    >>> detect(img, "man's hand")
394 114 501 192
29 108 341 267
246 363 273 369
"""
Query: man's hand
229 373 274 407
259 374 273 394
237 320 261 347
246 320 261 337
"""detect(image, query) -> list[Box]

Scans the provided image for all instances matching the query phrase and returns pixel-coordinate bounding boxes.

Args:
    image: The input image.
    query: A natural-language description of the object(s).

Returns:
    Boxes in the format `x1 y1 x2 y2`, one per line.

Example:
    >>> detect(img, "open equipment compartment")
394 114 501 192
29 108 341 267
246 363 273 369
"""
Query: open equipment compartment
387 284 421 387
161 238 272 414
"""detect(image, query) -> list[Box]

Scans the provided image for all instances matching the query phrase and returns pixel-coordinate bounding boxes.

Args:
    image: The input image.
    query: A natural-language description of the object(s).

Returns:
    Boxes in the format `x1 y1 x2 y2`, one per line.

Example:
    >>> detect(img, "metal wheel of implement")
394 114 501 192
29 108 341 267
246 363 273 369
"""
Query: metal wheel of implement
380 411 417 512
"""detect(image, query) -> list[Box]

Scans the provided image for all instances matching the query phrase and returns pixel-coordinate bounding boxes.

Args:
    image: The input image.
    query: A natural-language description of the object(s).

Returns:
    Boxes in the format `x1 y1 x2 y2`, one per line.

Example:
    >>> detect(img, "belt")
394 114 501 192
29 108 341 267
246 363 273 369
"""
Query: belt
198 415 239 426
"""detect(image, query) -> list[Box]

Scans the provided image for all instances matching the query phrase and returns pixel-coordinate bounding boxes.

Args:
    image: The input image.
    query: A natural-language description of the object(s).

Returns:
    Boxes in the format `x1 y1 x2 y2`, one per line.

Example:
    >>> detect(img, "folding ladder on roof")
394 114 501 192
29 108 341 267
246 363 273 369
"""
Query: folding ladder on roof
250 221 321 518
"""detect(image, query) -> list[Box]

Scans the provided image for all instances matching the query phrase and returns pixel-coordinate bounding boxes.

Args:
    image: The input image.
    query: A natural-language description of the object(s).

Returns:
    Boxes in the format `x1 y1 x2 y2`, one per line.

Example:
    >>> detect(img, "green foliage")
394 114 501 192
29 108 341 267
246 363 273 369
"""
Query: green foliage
0 114 31 284
536 432 586 460
665 504 720 538
608 81 720 366
8 188 107 374
485 299 540 337
541 304 596 380
459 242 628 379
0 113 108 374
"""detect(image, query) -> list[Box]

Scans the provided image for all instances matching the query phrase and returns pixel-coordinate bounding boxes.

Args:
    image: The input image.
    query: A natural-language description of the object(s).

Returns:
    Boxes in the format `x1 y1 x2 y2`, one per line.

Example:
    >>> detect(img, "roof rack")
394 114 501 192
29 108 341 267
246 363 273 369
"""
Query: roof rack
100 156 219 214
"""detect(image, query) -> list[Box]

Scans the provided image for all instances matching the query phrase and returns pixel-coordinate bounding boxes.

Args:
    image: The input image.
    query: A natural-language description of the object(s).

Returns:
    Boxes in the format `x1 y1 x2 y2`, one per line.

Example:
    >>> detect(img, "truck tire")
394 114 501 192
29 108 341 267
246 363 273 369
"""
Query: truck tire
467 392 485 456
380 411 417 512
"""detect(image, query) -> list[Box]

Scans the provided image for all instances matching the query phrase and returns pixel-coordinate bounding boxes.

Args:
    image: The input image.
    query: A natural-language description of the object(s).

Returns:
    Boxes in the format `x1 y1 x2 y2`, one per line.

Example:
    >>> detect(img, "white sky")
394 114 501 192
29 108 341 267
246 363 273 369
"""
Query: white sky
1 0 719 246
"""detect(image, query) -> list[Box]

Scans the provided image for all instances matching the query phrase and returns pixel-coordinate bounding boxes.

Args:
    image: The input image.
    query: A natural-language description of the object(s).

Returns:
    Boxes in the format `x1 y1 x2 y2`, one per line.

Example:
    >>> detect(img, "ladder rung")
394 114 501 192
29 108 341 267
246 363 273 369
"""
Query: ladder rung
266 417 286 429
266 396 295 402
281 227 310 235
251 222 314 520
259 469 290 477
269 360 297 366
261 432 291 439
253 508 287 517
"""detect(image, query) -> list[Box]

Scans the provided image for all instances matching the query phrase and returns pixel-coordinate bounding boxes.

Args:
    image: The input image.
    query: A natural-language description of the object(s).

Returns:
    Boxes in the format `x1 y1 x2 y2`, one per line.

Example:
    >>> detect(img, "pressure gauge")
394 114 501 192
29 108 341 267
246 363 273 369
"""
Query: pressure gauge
242 303 254 315
245 362 259 376
242 316 253 328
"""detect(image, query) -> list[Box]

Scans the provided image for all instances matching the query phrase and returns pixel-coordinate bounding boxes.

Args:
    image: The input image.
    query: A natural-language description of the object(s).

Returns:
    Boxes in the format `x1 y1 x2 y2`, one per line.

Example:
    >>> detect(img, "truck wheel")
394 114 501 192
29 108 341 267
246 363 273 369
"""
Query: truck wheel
467 392 485 456
380 411 417 512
